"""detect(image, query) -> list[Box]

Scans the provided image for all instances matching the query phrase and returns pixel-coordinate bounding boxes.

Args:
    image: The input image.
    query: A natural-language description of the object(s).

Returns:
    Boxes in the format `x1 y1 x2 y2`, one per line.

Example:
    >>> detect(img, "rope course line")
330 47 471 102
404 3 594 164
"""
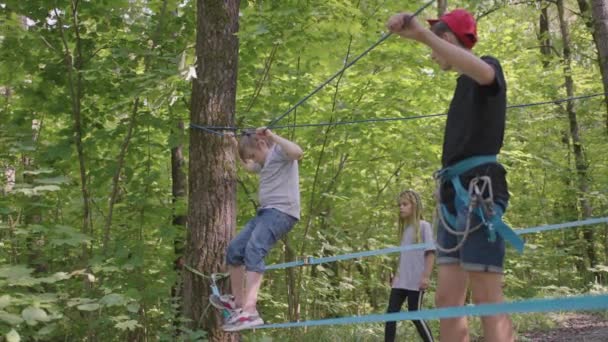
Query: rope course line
266 216 608 270
190 92 608 134
252 294 608 330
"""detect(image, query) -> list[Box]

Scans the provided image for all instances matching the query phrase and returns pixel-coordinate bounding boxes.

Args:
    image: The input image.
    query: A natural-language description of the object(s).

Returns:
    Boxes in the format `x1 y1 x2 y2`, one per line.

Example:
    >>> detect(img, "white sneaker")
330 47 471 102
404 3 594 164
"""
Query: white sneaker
209 294 237 311
222 310 264 331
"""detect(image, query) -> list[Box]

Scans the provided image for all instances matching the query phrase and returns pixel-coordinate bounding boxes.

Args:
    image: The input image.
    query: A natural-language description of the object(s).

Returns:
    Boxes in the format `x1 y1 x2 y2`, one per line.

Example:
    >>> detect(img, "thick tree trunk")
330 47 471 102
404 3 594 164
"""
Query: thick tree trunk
557 0 598 277
182 1 240 341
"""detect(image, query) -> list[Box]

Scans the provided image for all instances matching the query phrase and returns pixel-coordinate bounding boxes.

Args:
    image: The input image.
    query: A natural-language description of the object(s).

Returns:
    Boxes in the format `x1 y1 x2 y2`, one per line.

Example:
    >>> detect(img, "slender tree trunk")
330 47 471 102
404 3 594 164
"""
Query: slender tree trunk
56 3 92 261
590 0 608 133
557 0 598 278
539 4 552 68
171 119 187 335
182 1 240 341
438 0 447 17
103 99 139 254
576 0 608 133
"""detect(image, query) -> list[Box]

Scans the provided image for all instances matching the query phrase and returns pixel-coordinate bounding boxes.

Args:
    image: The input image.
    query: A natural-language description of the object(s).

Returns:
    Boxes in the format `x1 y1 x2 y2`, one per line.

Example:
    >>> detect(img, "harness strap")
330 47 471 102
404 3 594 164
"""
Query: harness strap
437 155 525 253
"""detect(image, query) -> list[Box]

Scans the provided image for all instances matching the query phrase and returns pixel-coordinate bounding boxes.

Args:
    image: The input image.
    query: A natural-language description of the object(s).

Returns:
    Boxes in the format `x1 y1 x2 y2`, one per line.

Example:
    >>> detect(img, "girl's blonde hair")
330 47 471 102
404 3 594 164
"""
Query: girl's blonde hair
397 190 423 243
238 129 274 161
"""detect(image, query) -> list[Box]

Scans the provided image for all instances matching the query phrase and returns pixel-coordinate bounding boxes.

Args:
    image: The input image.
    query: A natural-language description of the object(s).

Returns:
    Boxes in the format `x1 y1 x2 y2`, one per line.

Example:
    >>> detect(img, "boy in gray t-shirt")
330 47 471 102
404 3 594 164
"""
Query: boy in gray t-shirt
210 127 302 332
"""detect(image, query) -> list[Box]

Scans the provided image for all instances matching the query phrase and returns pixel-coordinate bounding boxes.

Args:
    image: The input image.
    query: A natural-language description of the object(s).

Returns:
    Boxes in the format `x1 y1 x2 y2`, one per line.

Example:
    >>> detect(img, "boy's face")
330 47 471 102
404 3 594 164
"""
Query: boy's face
430 31 460 71
244 142 269 166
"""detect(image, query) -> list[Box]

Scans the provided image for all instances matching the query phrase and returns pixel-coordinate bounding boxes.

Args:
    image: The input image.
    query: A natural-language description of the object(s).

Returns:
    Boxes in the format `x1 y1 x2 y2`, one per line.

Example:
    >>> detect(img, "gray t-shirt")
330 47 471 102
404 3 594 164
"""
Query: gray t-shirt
258 144 300 220
392 220 436 291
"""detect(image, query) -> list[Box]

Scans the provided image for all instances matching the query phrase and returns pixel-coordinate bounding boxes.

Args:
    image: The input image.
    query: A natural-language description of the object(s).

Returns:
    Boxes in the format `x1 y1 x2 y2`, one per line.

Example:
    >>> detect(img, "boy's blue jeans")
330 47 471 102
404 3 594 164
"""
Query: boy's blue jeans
226 208 297 273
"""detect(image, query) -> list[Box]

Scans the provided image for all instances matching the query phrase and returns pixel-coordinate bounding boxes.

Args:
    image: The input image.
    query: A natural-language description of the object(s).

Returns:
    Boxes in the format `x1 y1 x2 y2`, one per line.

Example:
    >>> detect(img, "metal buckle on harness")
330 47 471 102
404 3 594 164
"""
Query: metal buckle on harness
468 176 497 241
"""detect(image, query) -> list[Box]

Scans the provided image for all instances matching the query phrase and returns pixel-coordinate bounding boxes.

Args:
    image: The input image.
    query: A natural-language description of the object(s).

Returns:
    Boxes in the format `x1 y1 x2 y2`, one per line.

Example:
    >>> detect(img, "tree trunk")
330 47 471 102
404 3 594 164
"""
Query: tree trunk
539 4 551 68
577 0 608 133
171 120 187 335
438 0 447 17
590 0 608 133
56 4 92 261
557 0 598 278
182 1 240 341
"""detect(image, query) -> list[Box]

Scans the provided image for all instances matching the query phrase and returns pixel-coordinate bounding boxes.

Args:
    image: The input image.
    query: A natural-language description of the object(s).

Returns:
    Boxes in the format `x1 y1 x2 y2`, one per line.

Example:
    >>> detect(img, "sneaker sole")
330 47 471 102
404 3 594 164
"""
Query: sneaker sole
223 318 264 332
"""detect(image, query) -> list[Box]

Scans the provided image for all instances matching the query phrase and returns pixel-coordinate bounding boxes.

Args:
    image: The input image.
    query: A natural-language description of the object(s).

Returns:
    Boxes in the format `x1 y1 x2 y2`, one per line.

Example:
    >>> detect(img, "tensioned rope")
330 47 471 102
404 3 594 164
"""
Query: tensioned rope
188 0 437 137
265 216 608 270
265 0 437 130
253 294 608 330
190 92 607 134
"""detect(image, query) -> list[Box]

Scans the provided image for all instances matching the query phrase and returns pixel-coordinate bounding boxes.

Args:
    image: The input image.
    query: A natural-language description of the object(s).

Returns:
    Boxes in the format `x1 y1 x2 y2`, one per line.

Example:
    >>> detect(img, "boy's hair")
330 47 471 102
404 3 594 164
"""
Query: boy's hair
431 21 465 48
238 129 273 160
397 190 423 243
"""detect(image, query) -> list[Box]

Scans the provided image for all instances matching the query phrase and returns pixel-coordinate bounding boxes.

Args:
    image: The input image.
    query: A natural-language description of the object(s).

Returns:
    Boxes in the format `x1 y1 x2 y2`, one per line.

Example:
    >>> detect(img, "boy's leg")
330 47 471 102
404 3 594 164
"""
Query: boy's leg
243 271 263 313
407 290 434 342
229 265 245 308
384 288 408 342
469 272 514 342
435 264 469 342
225 217 258 308
242 209 297 313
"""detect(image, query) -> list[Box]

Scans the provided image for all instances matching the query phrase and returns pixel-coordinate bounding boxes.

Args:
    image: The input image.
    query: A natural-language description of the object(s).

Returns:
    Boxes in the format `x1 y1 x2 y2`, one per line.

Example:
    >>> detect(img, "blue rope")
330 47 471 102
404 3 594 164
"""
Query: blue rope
265 217 608 270
265 0 437 129
191 92 607 133
253 294 608 330
516 217 608 235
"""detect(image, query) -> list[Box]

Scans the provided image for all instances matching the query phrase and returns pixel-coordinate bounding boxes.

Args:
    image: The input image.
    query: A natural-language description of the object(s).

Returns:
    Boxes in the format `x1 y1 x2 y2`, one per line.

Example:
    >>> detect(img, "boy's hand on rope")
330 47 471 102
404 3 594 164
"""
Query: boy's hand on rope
387 13 426 42
256 126 274 140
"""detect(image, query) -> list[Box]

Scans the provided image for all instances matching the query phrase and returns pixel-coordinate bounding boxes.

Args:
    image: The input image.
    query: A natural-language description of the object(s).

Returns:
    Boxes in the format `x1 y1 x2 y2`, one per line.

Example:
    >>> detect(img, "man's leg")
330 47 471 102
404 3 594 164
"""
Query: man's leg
469 271 514 342
435 264 469 342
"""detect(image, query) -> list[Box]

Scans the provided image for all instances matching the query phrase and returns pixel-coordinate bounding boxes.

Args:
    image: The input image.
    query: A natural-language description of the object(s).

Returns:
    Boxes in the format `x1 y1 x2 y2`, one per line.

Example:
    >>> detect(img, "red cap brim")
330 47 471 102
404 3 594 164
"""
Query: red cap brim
427 19 439 27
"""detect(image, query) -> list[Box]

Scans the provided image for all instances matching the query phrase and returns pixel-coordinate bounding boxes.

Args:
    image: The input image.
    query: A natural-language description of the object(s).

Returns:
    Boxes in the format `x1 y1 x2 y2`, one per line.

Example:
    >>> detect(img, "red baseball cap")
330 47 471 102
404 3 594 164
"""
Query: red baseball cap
427 9 477 49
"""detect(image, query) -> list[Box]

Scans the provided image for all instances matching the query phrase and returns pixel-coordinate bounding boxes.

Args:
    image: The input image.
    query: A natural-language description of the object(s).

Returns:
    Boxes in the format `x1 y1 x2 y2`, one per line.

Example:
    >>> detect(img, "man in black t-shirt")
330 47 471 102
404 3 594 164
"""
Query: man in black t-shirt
387 9 515 342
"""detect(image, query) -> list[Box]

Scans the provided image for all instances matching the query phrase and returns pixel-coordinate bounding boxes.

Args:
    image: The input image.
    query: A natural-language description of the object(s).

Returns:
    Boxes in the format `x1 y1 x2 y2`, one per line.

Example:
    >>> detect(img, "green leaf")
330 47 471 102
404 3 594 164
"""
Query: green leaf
0 265 33 281
5 329 20 342
32 185 61 192
37 323 57 336
115 319 141 331
22 169 53 175
0 311 24 325
77 303 100 311
126 302 140 313
100 293 126 307
22 307 51 325
0 295 11 309
34 176 69 185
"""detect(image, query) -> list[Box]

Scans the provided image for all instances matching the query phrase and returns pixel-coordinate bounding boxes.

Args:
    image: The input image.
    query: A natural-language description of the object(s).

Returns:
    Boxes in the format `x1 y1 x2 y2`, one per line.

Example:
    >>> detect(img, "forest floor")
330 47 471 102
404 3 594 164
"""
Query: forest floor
519 312 608 341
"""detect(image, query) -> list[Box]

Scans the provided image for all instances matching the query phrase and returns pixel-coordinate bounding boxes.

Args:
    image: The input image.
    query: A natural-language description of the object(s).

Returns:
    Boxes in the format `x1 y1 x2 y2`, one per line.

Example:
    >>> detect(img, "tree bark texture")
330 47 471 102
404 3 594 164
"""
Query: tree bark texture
182 1 240 341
